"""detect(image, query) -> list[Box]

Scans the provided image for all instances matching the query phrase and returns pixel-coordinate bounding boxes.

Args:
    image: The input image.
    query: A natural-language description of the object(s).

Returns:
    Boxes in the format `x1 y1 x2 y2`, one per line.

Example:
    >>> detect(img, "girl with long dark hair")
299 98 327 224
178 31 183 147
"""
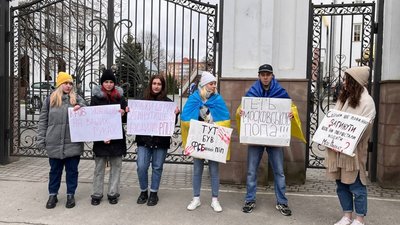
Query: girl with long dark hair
327 67 376 225
135 74 180 206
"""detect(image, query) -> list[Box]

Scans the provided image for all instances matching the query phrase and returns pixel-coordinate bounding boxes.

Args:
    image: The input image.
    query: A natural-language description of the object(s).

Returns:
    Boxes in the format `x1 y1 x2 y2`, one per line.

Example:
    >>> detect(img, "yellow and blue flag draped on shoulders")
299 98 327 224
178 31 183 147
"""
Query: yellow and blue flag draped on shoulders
181 91 231 159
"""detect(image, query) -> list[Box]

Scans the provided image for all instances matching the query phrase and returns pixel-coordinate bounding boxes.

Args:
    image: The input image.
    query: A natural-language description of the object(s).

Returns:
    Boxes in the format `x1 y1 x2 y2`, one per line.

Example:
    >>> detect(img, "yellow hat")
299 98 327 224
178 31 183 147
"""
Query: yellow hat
56 72 73 87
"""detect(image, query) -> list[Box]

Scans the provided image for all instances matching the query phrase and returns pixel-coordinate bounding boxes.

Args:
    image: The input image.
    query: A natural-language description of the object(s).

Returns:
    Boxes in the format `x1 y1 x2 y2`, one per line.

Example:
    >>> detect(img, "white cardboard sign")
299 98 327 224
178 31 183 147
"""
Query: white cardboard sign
69 104 123 142
184 120 232 163
312 109 371 157
240 97 292 146
127 100 176 136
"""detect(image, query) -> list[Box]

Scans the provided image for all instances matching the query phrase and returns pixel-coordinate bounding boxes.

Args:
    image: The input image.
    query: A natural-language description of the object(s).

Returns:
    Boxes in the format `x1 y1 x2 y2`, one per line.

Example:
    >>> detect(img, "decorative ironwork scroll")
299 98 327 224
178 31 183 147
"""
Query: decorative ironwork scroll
306 2 375 168
9 0 220 164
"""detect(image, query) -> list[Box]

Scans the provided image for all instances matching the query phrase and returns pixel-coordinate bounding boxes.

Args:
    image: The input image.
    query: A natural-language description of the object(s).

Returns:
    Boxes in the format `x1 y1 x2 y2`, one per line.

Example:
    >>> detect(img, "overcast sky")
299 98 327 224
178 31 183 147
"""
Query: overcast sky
119 0 221 61
10 0 221 62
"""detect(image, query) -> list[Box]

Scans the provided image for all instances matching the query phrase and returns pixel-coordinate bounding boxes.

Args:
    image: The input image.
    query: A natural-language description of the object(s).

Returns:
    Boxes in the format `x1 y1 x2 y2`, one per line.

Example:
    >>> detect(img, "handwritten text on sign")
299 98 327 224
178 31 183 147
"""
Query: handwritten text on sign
312 109 371 157
127 100 176 136
184 120 232 163
69 104 122 142
240 97 292 146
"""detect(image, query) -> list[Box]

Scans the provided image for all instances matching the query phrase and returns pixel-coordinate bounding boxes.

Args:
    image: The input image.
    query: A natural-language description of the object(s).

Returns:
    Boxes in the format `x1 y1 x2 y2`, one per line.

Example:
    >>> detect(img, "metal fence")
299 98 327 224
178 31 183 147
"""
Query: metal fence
306 2 376 168
9 0 221 163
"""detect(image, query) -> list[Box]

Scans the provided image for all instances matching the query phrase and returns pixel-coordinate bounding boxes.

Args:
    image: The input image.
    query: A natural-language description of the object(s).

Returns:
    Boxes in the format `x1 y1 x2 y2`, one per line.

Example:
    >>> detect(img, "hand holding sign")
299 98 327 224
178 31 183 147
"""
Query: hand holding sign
184 120 232 163
312 109 371 157
127 100 177 136
240 97 292 146
69 104 123 142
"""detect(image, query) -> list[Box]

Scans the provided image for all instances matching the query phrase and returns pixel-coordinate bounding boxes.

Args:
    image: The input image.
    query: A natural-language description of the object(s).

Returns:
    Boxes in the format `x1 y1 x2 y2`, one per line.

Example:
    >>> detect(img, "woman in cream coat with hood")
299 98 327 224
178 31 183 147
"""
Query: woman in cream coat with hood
326 66 376 225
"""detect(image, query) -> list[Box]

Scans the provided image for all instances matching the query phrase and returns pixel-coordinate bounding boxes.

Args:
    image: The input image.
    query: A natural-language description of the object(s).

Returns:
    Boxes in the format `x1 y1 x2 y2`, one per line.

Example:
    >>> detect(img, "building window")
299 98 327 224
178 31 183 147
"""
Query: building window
353 24 361 42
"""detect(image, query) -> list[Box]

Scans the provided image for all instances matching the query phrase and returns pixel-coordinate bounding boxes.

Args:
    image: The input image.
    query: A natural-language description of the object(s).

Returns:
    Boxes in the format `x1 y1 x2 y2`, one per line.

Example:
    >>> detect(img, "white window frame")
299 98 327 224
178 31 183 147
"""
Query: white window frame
353 24 361 42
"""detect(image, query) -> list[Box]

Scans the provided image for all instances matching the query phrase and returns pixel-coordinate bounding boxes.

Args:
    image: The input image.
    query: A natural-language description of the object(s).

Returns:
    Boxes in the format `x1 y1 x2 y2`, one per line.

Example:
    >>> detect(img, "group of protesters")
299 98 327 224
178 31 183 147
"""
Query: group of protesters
37 63 375 225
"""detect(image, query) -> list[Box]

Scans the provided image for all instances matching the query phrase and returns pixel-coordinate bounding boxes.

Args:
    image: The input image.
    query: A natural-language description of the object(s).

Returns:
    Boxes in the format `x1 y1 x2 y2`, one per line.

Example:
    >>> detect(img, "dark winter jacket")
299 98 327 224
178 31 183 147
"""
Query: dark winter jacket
37 93 87 159
135 96 178 149
91 85 127 157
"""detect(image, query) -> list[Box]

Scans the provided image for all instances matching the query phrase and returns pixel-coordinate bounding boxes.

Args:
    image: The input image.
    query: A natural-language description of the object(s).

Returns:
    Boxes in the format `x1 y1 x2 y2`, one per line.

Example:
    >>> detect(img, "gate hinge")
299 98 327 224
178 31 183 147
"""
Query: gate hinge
373 23 379 34
215 31 220 43
4 128 10 140
5 31 11 43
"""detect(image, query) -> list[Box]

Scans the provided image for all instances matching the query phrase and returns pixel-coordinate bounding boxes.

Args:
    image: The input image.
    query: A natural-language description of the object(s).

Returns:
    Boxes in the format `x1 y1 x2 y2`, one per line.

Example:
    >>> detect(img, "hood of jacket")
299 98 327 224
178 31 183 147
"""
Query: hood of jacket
92 84 124 99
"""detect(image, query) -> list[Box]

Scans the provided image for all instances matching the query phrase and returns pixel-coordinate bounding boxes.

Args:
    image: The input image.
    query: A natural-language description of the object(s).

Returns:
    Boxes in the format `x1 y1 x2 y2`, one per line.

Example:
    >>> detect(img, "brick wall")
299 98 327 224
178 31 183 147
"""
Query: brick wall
377 81 400 188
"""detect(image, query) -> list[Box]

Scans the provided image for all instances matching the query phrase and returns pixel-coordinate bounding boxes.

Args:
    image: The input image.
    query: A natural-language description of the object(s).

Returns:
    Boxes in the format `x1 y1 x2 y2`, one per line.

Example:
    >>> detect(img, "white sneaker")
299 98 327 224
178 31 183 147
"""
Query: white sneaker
211 200 222 212
187 197 201 211
334 216 352 225
350 220 365 225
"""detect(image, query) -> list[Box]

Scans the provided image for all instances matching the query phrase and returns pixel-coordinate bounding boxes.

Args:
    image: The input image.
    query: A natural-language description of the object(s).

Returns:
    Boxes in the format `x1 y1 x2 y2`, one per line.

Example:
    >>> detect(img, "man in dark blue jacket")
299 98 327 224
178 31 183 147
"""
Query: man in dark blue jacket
241 64 292 216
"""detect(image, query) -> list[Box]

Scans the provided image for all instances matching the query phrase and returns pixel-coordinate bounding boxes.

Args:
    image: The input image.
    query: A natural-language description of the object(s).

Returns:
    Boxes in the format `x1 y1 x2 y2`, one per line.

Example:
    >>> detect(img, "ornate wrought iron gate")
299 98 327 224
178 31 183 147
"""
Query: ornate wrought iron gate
306 2 377 168
9 0 221 163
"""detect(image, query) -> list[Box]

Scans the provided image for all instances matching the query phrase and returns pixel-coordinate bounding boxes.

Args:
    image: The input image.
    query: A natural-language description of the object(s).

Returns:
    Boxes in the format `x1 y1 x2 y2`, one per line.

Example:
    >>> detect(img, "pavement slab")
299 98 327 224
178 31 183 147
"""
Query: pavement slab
0 157 399 225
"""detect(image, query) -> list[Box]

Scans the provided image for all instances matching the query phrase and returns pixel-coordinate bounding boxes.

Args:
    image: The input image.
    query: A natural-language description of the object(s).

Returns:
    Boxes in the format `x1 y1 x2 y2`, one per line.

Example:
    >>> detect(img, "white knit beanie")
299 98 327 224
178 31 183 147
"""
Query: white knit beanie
345 66 370 87
199 71 216 87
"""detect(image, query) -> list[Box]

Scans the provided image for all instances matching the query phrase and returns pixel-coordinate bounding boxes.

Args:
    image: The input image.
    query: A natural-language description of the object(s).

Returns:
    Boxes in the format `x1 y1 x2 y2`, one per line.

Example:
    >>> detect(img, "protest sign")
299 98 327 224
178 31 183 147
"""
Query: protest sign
240 97 292 146
127 100 176 136
312 109 371 157
184 120 232 163
69 104 122 142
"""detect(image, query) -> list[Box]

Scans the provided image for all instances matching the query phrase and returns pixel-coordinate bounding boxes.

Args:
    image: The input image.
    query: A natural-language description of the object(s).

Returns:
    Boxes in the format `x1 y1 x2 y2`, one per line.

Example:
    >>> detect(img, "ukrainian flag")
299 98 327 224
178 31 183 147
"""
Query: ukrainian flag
181 91 231 159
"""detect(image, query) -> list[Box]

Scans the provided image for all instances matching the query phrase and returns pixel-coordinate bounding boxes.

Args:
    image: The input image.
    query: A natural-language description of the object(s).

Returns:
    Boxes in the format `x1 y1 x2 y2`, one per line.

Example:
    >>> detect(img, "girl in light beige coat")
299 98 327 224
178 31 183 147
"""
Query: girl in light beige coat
325 66 376 225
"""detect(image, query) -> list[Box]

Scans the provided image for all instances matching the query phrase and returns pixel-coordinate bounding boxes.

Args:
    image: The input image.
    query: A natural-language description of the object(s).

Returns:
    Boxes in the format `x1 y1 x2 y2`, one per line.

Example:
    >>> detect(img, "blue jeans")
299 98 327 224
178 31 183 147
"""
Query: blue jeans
245 145 288 205
136 146 167 192
48 156 80 195
193 158 219 197
336 175 367 216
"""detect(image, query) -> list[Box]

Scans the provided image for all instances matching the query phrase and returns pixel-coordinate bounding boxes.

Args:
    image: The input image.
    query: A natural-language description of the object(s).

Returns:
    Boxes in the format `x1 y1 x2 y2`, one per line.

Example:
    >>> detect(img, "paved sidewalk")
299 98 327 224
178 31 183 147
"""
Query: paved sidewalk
0 157 399 225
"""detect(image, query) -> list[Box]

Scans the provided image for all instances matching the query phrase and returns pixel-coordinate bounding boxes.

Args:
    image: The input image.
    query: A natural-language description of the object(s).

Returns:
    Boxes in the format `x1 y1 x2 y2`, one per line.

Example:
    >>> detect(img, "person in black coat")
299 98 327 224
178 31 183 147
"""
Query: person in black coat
135 74 180 206
90 69 127 205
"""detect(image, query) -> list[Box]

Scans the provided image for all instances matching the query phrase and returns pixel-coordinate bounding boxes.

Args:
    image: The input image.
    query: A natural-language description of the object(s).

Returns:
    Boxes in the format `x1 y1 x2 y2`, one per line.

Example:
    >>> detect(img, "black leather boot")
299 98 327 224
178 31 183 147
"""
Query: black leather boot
107 193 120 205
46 195 58 209
91 194 103 206
91 198 101 206
147 192 159 206
66 194 76 208
137 191 148 204
108 197 118 204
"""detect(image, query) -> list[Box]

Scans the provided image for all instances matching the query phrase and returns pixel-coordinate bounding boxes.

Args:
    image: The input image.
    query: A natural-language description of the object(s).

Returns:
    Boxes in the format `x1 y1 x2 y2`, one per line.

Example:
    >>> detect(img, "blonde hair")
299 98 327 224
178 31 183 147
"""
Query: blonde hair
50 85 77 108
198 85 217 101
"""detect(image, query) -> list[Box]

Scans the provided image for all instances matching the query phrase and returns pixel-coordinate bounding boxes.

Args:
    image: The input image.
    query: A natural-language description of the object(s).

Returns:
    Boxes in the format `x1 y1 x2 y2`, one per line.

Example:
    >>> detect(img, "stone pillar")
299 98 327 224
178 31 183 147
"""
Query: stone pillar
377 0 400 188
219 0 309 185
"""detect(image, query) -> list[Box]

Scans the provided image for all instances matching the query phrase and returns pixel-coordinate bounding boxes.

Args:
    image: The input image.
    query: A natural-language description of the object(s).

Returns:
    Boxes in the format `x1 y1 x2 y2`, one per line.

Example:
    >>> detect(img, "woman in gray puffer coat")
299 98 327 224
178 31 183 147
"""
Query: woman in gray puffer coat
37 72 87 209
